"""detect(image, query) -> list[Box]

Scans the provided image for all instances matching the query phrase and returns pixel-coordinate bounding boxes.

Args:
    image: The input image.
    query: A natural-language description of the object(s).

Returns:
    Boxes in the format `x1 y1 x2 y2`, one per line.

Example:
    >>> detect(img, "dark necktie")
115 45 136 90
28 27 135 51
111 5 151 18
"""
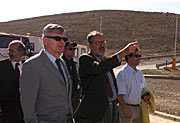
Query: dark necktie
101 57 113 98
55 58 66 83
105 74 113 98
15 62 20 79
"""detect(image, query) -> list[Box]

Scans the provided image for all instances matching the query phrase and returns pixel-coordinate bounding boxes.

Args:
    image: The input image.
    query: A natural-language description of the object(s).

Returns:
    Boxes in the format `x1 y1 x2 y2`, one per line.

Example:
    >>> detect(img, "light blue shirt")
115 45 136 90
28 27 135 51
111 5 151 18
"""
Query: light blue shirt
44 50 69 88
116 64 147 104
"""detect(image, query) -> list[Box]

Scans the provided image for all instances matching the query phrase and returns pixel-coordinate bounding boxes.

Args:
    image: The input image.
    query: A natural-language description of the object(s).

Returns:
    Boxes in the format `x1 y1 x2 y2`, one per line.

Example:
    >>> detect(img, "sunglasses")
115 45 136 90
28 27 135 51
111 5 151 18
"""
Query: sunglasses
67 48 77 51
45 36 68 42
132 54 141 58
91 40 107 45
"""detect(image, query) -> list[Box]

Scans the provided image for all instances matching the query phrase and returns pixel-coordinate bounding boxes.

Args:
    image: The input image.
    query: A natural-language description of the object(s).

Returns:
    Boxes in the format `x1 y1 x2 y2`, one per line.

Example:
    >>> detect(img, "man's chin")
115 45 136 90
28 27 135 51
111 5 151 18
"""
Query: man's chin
57 49 64 53
9 57 14 61
97 53 105 57
99 51 105 56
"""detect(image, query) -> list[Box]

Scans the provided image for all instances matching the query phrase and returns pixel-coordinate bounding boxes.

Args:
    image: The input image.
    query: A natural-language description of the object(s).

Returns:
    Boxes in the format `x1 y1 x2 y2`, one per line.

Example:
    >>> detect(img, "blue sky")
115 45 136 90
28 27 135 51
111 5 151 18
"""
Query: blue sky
1 0 180 22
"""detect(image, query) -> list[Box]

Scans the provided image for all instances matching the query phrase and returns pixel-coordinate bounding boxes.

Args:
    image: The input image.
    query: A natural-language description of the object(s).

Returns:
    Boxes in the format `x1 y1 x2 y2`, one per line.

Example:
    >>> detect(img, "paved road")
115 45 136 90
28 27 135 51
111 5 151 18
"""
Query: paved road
142 58 180 123
137 56 180 70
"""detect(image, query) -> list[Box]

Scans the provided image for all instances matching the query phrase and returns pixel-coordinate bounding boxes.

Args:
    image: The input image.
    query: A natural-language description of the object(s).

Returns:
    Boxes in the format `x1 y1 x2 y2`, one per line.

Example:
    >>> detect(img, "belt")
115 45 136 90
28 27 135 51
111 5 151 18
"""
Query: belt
126 103 140 107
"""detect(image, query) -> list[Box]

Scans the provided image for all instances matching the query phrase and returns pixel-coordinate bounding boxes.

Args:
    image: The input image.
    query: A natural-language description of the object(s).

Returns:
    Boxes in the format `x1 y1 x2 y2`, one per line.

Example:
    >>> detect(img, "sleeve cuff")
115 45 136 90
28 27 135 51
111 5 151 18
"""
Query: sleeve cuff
116 54 122 63
118 92 126 95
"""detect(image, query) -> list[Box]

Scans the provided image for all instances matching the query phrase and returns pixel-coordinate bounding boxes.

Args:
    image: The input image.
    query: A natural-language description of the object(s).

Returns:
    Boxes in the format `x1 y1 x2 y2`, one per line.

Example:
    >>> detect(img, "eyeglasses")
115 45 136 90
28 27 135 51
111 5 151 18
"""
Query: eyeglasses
91 40 107 45
132 54 141 58
67 47 77 51
45 36 68 42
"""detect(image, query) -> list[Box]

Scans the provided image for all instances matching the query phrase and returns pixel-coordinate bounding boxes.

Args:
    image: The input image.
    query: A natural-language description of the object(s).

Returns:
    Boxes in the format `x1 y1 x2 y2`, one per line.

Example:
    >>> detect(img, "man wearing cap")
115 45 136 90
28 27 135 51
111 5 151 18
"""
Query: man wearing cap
62 41 81 114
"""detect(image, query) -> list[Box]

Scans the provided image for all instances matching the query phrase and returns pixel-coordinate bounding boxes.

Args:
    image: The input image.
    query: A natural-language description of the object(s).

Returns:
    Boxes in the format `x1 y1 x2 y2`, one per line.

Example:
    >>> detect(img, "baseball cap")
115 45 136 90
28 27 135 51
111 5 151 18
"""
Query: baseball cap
65 41 77 48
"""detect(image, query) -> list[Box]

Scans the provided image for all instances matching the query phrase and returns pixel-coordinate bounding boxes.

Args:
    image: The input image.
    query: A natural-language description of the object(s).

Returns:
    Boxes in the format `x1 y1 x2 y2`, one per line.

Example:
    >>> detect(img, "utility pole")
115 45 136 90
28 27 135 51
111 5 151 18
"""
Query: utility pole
172 14 178 69
100 16 102 32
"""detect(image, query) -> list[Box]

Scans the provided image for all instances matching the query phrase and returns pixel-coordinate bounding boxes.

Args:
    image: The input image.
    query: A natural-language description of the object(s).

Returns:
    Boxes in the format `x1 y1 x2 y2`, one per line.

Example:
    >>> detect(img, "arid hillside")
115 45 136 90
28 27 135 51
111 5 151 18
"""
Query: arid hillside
0 10 180 56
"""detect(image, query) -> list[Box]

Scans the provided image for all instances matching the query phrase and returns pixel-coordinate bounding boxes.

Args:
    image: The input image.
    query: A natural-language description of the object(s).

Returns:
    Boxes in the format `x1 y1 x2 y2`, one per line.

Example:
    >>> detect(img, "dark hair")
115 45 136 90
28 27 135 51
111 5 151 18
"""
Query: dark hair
87 31 104 44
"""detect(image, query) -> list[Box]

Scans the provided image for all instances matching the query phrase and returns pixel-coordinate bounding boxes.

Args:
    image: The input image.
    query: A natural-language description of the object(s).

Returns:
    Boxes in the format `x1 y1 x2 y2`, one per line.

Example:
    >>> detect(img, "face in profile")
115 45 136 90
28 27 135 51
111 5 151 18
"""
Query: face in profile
128 51 141 66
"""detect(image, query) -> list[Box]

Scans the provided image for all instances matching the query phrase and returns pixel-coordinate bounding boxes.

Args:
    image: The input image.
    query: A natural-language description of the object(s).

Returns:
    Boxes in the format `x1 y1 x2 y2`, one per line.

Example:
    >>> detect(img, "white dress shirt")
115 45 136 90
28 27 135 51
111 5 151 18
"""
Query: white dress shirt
116 64 147 104
11 61 23 75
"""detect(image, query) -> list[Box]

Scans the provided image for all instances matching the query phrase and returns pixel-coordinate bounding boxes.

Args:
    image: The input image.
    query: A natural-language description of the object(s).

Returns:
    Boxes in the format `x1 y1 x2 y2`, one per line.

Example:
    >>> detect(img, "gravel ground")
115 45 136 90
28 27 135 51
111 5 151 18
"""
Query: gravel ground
142 66 180 117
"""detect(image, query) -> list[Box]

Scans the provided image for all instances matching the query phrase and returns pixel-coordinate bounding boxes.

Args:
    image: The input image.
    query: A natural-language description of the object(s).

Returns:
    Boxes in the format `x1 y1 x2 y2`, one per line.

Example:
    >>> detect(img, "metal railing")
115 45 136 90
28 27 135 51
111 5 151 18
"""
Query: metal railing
141 53 180 60
122 53 180 61
121 53 180 69
156 60 180 69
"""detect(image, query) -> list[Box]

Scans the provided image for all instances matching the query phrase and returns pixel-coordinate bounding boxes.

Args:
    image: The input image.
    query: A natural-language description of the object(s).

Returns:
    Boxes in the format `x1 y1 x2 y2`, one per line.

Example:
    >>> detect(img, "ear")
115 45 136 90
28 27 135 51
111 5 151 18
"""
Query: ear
19 51 25 57
42 37 48 45
88 43 92 49
127 55 131 59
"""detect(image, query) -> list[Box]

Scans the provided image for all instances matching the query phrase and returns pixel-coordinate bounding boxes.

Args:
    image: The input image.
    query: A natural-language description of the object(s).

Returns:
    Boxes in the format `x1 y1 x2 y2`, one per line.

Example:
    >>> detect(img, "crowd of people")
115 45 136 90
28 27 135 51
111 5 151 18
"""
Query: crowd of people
0 23 153 123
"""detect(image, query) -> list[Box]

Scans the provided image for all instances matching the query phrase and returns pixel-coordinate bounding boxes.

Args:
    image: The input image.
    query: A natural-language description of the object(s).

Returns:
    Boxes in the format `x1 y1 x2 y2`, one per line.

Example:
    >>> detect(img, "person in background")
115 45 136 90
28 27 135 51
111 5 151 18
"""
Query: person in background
116 48 150 123
75 30 138 123
0 40 25 123
20 23 74 123
62 41 81 113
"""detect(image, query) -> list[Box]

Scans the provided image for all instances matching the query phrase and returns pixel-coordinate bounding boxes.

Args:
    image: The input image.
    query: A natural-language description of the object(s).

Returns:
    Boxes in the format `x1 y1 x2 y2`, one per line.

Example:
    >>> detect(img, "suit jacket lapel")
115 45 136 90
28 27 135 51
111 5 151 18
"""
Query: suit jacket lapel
88 52 96 60
6 59 18 79
4 59 19 88
60 57 72 96
110 70 118 93
103 56 118 93
40 51 66 85
89 53 118 93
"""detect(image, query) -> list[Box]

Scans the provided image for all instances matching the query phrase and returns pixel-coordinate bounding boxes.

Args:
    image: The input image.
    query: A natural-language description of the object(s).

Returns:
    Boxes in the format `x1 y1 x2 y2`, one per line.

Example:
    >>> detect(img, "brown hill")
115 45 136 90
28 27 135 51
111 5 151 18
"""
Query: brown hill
0 10 180 56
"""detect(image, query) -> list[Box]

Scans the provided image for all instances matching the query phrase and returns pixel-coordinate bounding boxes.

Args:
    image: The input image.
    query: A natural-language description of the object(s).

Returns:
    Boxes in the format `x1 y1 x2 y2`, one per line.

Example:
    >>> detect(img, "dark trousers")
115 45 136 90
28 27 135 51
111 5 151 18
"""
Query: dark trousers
102 100 119 123
0 111 24 123
74 100 119 123
75 117 102 123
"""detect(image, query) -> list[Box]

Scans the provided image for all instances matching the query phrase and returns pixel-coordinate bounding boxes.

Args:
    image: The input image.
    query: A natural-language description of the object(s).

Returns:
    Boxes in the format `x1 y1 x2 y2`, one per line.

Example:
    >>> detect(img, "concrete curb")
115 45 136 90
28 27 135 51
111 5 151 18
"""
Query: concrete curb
145 74 180 122
144 74 180 80
151 111 180 122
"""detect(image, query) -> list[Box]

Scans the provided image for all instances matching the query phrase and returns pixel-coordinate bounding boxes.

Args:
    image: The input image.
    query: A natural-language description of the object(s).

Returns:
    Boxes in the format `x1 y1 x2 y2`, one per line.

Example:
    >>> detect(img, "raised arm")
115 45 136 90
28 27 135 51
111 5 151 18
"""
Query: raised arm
117 42 138 59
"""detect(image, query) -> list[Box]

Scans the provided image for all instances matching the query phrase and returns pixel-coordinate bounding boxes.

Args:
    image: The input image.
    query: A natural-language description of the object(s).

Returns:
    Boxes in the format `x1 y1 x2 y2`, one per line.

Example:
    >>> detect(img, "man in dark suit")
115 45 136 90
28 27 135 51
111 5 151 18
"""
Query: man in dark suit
20 23 74 123
0 40 25 123
75 31 138 123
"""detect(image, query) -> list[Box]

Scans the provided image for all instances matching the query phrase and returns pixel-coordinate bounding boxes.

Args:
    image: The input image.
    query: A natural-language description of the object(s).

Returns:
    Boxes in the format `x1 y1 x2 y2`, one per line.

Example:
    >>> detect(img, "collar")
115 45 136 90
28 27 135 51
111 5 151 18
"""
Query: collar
62 54 73 62
126 63 138 72
11 60 22 66
91 52 104 62
44 49 63 63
